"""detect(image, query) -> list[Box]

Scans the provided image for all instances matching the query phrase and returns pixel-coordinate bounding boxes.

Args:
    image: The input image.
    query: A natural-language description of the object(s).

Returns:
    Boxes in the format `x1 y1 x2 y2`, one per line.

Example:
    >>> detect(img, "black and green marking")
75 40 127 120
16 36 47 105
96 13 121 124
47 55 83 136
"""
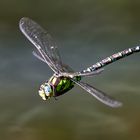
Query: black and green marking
49 76 81 97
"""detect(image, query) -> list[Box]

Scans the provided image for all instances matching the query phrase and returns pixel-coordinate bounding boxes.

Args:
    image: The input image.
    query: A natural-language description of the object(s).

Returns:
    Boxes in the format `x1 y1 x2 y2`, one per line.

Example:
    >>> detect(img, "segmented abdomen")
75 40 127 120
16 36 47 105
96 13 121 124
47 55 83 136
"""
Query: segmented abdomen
82 46 140 73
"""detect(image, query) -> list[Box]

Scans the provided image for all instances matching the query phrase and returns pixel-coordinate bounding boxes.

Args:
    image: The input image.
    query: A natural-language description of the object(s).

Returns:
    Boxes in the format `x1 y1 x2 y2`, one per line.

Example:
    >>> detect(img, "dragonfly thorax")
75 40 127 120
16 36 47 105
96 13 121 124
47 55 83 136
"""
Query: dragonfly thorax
38 82 53 100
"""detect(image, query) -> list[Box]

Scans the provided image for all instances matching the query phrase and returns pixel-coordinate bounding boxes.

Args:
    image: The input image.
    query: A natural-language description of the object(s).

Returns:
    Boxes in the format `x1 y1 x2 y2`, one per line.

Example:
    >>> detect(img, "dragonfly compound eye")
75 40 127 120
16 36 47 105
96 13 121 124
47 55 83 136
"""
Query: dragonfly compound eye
44 83 52 96
38 83 52 100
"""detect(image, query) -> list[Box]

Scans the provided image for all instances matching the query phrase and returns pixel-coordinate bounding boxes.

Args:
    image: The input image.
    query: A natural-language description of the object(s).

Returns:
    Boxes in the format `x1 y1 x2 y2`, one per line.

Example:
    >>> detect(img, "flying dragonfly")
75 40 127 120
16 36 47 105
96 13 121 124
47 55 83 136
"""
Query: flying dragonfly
19 17 140 108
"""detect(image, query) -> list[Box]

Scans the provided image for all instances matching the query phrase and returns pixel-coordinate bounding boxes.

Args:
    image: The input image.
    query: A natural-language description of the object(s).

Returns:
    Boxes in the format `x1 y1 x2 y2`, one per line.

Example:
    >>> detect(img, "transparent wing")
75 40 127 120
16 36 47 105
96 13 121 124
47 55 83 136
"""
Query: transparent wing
19 17 70 73
32 51 74 73
33 48 104 77
71 79 122 108
19 17 109 78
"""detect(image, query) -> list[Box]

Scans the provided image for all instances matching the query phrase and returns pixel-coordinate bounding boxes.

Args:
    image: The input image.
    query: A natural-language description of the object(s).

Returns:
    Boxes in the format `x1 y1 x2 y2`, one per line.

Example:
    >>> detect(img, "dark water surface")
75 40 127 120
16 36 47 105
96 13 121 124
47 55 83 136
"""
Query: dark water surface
0 0 140 140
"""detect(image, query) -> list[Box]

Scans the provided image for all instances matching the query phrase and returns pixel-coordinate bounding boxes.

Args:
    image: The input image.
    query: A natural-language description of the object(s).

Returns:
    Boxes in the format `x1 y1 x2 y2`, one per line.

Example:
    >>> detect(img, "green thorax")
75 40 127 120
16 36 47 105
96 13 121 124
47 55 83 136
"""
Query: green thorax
49 75 81 97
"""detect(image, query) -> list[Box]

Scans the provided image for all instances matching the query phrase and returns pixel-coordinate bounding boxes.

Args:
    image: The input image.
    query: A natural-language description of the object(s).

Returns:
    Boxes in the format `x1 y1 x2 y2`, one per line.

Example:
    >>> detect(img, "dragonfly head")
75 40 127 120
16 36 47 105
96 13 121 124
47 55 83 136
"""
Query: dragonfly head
38 82 53 100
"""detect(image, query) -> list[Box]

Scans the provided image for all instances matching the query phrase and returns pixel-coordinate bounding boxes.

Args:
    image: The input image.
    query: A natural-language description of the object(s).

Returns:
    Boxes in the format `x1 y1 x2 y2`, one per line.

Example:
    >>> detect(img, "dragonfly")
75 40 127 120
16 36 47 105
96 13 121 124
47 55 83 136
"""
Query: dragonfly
19 17 140 108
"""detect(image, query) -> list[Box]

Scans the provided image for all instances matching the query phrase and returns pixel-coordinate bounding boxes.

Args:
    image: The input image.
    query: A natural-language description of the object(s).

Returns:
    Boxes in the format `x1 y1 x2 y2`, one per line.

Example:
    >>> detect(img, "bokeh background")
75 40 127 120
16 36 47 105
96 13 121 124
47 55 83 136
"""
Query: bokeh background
0 0 140 140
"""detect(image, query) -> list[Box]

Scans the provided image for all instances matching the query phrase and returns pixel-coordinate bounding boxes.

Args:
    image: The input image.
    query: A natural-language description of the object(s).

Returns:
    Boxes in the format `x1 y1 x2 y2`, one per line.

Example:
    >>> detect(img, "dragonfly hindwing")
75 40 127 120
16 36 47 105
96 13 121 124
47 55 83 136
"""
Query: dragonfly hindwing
71 79 122 108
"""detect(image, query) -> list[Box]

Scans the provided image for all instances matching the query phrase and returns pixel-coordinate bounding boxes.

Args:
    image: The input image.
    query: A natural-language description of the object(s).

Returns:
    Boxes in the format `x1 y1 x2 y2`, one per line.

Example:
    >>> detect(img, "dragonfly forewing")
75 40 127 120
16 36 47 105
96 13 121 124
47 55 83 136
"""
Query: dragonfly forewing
20 17 105 77
19 17 70 74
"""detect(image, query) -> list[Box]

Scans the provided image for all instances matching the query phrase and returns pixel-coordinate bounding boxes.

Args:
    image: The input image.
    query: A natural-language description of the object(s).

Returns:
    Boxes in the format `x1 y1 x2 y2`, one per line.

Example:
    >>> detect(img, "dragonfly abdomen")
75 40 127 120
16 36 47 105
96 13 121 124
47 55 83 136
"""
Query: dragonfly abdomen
82 46 140 73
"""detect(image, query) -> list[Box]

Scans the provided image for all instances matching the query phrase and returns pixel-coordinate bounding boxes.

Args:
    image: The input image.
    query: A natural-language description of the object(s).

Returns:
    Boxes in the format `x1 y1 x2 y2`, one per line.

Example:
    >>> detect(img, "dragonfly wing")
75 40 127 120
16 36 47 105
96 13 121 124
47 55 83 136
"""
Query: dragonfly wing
19 17 69 73
32 51 45 63
61 64 74 72
33 50 74 73
20 17 105 77
32 51 54 67
71 79 122 108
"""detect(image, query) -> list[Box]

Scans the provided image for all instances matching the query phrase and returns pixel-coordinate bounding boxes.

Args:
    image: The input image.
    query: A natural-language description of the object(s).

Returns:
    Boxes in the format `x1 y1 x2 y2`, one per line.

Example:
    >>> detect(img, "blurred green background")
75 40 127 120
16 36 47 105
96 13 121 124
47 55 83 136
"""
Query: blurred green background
0 0 140 140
